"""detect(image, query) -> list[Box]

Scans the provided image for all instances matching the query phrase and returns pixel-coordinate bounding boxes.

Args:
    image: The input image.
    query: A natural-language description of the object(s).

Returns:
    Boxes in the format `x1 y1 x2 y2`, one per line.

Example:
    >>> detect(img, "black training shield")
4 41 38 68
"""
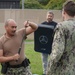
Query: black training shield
34 24 55 54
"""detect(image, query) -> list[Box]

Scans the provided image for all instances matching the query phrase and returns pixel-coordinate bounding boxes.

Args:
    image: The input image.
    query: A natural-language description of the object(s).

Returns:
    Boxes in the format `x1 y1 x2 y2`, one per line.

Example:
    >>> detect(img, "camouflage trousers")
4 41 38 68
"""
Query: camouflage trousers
1 66 32 75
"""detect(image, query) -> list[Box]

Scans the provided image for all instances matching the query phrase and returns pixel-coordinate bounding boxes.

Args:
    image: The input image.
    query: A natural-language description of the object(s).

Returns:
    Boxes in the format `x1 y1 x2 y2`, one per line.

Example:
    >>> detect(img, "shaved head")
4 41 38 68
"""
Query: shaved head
5 19 16 26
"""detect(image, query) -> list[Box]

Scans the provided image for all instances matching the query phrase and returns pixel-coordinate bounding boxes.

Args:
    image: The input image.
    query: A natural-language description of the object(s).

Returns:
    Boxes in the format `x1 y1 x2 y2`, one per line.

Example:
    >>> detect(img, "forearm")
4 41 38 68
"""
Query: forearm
25 21 38 35
28 21 38 30
0 56 14 63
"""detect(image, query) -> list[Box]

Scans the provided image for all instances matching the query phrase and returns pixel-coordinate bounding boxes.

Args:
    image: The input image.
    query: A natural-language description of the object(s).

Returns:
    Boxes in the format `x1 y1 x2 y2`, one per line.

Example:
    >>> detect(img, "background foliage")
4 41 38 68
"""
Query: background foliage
20 0 75 9
45 0 66 9
20 0 43 9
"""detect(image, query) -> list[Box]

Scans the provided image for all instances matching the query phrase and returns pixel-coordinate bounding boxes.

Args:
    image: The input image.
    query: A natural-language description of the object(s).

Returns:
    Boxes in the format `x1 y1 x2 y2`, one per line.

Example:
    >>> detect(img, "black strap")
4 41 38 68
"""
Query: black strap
18 33 26 54
18 20 28 54
16 30 26 62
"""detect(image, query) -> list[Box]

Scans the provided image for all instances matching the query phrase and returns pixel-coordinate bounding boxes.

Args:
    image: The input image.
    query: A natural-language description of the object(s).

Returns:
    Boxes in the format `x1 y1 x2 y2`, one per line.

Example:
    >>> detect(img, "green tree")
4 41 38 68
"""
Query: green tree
20 0 43 9
38 0 50 5
20 0 75 9
45 0 75 9
45 0 66 9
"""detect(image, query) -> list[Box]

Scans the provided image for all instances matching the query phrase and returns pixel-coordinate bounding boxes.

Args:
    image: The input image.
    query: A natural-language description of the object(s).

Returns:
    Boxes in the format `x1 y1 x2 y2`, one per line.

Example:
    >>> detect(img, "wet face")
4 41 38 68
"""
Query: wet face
46 13 54 22
5 21 17 37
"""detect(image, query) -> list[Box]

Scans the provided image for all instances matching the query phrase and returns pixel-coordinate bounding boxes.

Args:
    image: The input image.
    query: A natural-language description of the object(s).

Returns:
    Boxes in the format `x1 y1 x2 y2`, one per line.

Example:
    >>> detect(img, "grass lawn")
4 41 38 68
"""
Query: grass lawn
25 41 43 75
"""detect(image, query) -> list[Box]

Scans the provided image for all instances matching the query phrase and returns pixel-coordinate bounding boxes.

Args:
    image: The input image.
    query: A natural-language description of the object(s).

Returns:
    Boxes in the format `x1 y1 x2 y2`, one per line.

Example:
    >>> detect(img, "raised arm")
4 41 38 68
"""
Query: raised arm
24 20 38 35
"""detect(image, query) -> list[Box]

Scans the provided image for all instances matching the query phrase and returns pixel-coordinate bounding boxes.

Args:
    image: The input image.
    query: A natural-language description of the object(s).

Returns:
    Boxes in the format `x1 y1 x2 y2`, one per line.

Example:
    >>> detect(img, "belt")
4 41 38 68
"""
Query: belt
8 58 30 68
8 63 23 68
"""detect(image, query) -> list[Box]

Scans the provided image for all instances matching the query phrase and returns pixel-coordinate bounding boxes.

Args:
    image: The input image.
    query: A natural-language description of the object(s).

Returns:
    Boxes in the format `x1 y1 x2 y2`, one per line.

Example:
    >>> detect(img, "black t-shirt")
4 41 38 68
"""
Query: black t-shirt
41 21 57 28
41 21 57 35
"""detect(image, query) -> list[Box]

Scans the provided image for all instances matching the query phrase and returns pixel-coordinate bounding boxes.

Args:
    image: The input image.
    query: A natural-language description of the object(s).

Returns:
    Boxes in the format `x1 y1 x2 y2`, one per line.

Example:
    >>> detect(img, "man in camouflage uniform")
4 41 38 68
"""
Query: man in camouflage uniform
47 0 75 75
0 19 38 75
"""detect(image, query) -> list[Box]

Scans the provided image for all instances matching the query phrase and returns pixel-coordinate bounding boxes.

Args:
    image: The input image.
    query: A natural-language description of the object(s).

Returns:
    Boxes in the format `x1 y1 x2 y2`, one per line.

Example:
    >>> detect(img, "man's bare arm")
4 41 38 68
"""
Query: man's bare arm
0 50 20 63
24 21 38 35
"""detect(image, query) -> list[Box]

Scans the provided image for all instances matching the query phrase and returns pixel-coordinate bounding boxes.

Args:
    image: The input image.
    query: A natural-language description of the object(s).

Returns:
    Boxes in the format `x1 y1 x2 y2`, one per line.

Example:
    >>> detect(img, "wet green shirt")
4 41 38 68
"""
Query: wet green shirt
47 19 75 75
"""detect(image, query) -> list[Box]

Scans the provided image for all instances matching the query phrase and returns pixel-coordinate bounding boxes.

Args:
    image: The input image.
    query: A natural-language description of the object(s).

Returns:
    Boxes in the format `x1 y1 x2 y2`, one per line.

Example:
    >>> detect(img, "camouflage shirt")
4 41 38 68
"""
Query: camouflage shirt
47 19 75 75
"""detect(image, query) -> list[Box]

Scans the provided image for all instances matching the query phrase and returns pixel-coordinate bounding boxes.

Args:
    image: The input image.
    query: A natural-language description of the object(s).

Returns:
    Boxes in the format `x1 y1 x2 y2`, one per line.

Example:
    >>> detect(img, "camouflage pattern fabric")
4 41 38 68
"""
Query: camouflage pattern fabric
47 19 75 75
2 66 32 75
